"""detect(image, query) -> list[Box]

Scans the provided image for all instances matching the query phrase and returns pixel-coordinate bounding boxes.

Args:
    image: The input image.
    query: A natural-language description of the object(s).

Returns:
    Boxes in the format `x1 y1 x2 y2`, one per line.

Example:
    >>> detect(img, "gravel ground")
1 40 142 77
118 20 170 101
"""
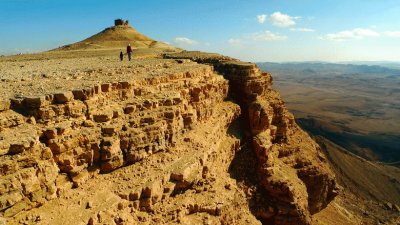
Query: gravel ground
0 50 203 100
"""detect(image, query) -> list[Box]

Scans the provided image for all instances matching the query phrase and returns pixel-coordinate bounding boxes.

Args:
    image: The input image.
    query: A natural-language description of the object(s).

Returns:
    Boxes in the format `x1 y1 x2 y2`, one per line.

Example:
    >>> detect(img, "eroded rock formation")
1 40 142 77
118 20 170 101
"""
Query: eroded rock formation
166 52 339 224
0 51 337 224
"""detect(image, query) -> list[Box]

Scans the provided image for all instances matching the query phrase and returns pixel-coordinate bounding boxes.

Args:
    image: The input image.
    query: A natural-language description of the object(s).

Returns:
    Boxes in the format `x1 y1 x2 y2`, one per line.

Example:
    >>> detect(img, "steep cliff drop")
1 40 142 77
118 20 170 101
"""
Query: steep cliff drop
165 52 339 224
0 22 338 225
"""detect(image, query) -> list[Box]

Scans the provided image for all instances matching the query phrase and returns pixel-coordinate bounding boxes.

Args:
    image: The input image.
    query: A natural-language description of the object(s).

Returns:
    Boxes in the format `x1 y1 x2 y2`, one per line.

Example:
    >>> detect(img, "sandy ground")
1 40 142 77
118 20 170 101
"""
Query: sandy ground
0 49 198 100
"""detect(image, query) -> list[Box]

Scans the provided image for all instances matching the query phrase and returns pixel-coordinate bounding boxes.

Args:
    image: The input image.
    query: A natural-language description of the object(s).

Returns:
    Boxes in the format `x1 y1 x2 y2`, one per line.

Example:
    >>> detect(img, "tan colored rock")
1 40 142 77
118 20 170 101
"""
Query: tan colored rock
70 169 90 188
0 51 339 225
385 202 393 210
101 83 112 92
0 191 23 211
171 158 201 189
53 92 74 104
129 189 141 201
166 51 338 224
141 180 163 199
100 137 123 173
393 204 400 212
0 100 10 112
23 96 49 108
3 198 33 217
248 99 273 135
71 89 87 100
92 110 114 123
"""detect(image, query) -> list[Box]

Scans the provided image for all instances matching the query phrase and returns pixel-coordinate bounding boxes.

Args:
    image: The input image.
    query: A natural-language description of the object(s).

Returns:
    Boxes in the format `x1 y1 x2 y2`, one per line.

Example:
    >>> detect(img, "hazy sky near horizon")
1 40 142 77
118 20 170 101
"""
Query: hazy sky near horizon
1 0 400 62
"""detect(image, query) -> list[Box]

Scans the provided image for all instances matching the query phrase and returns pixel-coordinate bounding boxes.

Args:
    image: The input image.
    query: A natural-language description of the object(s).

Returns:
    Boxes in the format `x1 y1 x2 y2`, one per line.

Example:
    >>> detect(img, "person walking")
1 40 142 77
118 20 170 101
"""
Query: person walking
126 44 133 61
119 51 124 61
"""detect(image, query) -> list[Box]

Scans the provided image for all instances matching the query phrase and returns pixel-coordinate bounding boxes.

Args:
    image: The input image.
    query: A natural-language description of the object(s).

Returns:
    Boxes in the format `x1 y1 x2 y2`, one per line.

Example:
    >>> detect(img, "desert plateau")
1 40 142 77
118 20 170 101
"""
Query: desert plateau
1 1 400 224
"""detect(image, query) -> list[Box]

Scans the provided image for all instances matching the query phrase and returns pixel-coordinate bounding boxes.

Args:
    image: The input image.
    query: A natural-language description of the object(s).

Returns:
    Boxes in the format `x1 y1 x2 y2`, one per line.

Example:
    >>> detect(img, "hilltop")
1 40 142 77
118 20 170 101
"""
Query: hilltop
55 19 176 51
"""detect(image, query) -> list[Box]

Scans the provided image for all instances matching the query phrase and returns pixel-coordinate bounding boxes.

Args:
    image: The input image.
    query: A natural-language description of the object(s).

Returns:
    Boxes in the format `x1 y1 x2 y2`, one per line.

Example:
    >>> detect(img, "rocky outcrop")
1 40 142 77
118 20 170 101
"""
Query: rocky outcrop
0 61 226 211
166 52 339 224
0 51 337 224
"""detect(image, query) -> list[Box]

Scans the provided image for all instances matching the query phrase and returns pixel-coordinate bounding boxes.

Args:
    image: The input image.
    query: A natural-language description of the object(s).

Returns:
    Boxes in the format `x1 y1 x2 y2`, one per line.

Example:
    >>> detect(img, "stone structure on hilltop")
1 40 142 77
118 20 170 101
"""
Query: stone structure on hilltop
114 19 129 26
0 51 338 224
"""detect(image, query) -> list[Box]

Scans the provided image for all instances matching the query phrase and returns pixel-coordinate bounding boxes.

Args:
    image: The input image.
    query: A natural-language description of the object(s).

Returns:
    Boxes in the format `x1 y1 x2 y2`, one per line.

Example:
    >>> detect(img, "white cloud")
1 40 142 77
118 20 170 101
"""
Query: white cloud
228 38 243 47
247 30 287 41
384 31 400 38
270 12 298 27
290 28 315 32
325 28 379 41
173 37 198 46
257 14 267 24
353 28 380 37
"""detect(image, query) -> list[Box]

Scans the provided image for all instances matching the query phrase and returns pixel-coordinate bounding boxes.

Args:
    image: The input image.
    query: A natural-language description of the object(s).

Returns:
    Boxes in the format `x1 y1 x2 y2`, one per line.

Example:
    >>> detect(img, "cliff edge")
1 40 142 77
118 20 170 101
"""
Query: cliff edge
165 52 339 224
0 50 338 224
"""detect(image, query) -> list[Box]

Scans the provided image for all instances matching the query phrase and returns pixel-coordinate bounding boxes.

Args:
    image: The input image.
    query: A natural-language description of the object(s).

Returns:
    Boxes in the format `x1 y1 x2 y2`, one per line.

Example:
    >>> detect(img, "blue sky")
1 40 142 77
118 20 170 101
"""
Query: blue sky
0 0 400 62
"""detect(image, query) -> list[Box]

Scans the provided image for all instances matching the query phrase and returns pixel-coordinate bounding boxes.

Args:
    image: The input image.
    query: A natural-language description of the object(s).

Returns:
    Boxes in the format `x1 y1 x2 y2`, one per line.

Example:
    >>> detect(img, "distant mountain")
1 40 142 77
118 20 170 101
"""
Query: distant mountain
338 61 400 70
257 61 400 164
255 61 400 223
257 62 400 77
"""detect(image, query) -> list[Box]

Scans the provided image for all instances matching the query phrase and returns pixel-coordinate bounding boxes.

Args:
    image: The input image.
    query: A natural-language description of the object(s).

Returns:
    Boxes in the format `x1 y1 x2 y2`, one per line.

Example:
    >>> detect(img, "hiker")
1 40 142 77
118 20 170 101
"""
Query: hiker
127 44 133 61
119 51 124 61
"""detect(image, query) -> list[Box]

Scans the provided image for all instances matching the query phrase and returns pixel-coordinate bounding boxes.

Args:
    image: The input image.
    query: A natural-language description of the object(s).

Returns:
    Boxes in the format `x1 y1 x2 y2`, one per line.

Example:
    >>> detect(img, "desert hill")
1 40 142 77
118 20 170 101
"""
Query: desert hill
56 19 176 51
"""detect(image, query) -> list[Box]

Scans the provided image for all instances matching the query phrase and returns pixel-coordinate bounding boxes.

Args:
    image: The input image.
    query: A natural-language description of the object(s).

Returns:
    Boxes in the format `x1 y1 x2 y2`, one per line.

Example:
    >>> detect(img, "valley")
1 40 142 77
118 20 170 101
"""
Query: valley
258 62 400 164
258 62 400 224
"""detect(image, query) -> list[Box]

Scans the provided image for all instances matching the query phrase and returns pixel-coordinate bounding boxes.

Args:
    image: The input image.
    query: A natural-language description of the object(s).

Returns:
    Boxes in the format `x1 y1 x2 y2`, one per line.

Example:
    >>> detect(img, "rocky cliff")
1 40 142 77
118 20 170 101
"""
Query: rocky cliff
0 51 337 225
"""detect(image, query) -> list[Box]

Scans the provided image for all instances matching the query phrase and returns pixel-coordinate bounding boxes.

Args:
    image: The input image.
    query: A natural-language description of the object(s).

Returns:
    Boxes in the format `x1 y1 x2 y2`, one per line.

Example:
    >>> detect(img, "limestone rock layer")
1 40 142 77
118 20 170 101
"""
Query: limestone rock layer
0 51 337 225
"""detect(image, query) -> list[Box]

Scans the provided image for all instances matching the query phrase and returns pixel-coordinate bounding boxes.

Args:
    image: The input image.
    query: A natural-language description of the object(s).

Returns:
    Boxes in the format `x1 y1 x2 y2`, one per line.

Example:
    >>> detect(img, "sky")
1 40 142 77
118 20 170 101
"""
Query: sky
1 0 400 62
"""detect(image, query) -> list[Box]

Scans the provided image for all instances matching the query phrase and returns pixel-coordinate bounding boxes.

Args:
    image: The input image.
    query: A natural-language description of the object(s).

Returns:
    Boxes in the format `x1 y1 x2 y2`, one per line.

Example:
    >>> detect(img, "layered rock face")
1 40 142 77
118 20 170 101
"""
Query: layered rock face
0 52 337 224
165 52 339 224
